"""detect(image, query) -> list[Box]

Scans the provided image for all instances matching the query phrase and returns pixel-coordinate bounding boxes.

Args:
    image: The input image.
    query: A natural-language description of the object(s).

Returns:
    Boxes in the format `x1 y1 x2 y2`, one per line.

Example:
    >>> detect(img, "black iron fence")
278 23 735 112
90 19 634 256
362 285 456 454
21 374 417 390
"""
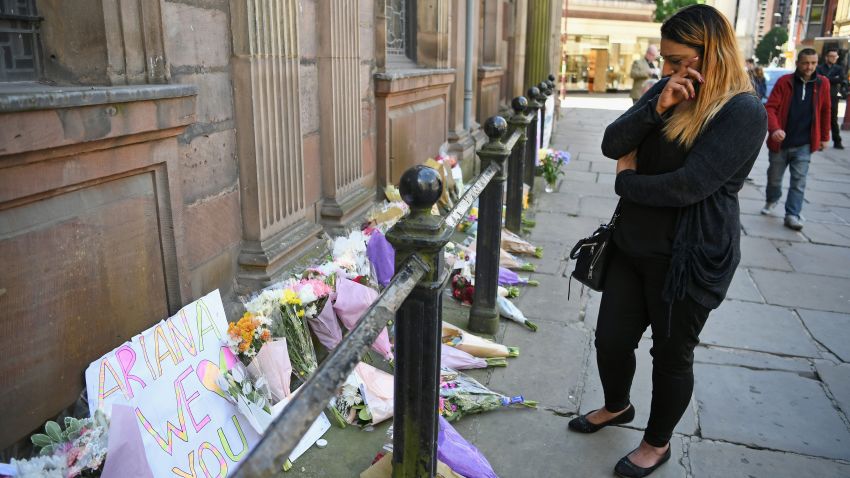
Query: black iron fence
232 75 556 478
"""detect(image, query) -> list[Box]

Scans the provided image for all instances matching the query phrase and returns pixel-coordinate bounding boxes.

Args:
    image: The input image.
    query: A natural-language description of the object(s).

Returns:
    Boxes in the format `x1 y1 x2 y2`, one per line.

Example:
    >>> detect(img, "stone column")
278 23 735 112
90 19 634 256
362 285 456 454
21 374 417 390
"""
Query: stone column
524 0 551 89
231 0 323 291
447 0 477 179
417 0 450 69
317 0 373 231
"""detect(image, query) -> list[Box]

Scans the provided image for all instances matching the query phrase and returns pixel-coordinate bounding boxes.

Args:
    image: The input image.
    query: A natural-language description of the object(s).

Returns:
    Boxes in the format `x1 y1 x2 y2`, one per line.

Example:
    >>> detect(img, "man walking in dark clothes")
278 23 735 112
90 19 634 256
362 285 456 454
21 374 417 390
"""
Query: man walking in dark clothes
762 48 832 231
816 48 845 149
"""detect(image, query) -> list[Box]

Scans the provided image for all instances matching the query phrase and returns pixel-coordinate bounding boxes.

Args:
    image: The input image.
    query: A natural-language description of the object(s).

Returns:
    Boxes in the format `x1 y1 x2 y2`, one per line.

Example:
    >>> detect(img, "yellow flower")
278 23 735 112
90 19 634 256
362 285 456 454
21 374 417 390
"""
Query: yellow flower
297 309 305 318
282 288 302 306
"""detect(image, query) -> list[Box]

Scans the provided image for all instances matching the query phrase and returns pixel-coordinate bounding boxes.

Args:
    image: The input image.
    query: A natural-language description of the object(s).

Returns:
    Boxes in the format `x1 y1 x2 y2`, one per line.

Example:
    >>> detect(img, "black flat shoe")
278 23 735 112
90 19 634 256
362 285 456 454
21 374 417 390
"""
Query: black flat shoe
567 404 634 433
614 445 671 478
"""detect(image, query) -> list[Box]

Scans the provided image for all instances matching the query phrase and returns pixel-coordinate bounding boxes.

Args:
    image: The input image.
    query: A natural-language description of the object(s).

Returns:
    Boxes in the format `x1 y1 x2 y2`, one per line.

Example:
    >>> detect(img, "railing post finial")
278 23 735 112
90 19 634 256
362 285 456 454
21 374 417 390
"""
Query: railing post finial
468 115 510 335
505 97 531 234
387 165 452 478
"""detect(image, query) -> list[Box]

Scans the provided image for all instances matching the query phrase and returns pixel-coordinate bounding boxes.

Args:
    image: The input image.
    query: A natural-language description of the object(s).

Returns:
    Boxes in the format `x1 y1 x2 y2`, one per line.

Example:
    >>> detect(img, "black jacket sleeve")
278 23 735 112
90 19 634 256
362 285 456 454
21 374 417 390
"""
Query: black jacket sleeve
614 94 767 208
600 78 669 159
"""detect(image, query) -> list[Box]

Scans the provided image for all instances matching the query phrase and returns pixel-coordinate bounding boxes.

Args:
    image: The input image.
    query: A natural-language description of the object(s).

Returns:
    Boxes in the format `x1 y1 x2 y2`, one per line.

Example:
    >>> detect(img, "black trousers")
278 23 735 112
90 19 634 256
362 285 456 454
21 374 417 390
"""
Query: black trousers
595 247 710 447
831 96 843 146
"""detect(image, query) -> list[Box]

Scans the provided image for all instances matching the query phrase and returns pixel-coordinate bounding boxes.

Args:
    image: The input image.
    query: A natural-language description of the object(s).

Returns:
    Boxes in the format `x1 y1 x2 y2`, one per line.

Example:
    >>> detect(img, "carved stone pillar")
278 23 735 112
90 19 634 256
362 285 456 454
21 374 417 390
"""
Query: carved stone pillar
231 0 323 291
417 0 450 69
317 0 373 231
447 0 476 179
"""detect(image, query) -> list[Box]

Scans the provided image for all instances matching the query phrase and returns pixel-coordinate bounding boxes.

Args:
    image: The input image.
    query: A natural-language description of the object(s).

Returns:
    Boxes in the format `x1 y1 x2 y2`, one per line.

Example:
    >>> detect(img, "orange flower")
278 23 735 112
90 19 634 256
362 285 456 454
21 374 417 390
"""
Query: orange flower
261 329 271 342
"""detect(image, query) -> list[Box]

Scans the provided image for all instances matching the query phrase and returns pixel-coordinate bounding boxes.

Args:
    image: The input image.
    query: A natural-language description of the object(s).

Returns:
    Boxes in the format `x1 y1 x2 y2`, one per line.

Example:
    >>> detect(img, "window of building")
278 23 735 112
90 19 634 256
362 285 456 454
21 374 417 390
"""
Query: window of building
0 0 41 81
805 0 826 39
386 0 416 63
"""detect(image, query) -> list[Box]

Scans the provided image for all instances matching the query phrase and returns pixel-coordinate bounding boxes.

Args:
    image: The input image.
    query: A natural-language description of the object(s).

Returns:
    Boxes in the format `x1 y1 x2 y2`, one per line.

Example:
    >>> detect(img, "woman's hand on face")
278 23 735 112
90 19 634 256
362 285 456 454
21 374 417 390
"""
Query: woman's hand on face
617 150 638 174
656 57 704 115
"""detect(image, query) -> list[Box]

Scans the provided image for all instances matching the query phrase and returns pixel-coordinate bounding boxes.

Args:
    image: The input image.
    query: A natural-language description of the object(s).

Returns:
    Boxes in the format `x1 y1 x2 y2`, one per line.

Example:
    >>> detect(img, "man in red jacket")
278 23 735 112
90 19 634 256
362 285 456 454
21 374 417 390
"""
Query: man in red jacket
762 48 831 231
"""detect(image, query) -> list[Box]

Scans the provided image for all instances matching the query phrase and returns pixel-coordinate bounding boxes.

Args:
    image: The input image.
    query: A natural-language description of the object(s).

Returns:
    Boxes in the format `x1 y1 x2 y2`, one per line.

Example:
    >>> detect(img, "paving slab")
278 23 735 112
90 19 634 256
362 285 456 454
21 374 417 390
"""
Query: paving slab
559 179 617 197
815 361 850 418
804 178 850 194
803 189 850 208
577 195 619 221
590 161 616 174
738 197 771 216
738 182 766 200
574 152 611 163
738 236 793 271
534 190 581 216
750 269 850 313
797 309 850 362
520 239 569 276
778 242 850 278
688 439 850 478
801 222 850 247
694 346 813 374
694 364 850 460
527 213 606 246
562 170 597 183
488 322 589 413
828 206 850 223
724 269 764 303
565 159 592 172
514 273 582 323
455 411 687 478
740 214 808 242
580 340 699 436
701 300 821 358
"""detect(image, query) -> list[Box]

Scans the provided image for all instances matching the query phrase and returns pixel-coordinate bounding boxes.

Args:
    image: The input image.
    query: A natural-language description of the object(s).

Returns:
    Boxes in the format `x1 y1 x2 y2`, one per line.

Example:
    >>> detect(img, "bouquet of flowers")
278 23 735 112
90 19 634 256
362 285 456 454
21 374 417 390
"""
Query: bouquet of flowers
438 368 537 422
215 363 273 434
501 229 543 258
442 322 519 358
441 344 507 370
538 148 570 190
16 410 110 477
279 287 319 380
328 363 394 428
501 248 536 272
496 296 538 332
226 311 274 363
450 273 475 306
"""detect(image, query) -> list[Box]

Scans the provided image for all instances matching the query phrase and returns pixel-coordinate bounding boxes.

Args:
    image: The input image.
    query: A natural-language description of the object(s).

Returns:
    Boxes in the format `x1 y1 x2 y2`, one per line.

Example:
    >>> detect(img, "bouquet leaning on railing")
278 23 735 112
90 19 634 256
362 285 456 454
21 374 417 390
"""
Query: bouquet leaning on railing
278 287 319 380
438 368 537 422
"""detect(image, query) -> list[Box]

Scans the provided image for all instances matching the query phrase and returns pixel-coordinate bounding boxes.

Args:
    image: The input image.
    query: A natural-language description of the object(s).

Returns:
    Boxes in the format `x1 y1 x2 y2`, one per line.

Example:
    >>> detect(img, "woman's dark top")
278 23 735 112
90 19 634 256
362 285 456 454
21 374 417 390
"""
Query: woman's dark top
601 78 768 311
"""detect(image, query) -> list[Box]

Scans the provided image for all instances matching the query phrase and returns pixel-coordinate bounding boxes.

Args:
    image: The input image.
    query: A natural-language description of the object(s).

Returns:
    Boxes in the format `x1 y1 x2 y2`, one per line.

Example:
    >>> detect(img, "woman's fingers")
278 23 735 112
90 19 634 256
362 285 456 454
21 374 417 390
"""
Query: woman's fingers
686 67 705 84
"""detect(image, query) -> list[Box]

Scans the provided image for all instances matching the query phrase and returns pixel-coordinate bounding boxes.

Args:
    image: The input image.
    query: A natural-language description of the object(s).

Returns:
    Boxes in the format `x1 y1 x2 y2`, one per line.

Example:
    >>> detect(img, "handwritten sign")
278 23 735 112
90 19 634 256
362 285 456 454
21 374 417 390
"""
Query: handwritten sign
86 290 259 477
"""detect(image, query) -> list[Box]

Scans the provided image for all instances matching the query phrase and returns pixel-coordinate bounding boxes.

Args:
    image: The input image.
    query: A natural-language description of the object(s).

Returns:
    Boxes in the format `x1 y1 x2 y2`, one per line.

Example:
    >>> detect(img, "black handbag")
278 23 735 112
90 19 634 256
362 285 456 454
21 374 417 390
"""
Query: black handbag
569 203 621 293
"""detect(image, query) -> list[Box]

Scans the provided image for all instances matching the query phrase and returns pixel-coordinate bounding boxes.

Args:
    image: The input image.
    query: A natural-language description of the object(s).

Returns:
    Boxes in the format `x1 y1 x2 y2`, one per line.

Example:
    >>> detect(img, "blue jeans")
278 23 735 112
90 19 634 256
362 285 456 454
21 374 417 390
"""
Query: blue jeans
766 145 811 217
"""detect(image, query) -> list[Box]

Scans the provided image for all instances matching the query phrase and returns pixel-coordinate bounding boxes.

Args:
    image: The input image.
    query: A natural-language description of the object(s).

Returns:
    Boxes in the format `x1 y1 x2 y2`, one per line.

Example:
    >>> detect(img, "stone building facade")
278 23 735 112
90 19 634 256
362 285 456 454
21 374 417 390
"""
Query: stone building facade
0 0 560 453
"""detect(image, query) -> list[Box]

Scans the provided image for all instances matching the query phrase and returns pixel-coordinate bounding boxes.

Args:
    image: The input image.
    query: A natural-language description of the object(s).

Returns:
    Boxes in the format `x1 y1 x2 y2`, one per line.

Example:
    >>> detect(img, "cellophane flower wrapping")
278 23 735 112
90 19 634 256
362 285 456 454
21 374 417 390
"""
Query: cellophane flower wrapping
226 311 275 364
246 338 293 402
354 362 394 425
496 296 538 332
440 343 487 370
215 363 274 434
333 278 393 361
366 230 395 288
501 229 539 257
279 288 319 379
307 298 344 351
437 416 499 478
101 404 154 478
438 368 536 423
442 322 518 358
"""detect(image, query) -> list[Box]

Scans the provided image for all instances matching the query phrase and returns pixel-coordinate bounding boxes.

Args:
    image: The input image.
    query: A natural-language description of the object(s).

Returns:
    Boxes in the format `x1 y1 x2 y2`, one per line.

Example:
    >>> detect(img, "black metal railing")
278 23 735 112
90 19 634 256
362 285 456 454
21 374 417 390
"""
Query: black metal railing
232 76 556 478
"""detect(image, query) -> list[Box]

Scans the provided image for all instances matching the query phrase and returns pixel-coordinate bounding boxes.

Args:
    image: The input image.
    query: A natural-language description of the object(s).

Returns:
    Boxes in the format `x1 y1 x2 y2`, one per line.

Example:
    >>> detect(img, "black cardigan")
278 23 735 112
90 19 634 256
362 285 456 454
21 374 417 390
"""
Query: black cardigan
601 79 767 311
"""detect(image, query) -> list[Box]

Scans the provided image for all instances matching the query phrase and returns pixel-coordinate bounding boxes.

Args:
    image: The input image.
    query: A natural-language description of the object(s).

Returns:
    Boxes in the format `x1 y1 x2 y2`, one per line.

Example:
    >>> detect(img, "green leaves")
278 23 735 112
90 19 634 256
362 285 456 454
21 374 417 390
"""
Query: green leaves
653 0 705 23
756 27 789 65
30 433 53 448
44 421 62 442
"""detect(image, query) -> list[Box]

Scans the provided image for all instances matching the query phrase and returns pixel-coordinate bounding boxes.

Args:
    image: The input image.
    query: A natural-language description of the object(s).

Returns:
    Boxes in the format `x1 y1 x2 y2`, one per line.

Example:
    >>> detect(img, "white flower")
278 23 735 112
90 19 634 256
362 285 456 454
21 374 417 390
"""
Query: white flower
297 284 318 304
305 304 318 318
230 365 246 382
242 380 253 395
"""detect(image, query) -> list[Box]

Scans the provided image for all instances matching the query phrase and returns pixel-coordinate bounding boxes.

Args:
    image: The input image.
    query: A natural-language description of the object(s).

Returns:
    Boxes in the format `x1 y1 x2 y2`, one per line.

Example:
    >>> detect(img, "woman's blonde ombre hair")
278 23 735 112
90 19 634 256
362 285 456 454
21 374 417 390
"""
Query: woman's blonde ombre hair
661 5 754 149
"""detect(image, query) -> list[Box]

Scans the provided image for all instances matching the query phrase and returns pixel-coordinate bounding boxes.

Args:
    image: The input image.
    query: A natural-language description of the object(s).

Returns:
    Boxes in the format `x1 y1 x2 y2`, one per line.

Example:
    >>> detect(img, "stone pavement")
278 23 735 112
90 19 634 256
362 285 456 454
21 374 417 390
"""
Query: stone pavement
289 94 850 477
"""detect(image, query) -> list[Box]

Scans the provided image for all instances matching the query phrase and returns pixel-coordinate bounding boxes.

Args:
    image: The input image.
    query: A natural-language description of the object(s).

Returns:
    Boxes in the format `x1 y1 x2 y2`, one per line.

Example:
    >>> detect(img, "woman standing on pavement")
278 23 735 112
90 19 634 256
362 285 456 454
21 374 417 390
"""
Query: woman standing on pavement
567 5 767 478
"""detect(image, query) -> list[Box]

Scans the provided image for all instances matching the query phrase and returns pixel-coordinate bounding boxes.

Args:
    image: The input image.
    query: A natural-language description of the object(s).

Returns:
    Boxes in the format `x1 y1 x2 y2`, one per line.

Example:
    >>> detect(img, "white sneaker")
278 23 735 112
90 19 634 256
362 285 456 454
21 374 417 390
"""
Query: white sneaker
784 215 804 231
761 202 778 215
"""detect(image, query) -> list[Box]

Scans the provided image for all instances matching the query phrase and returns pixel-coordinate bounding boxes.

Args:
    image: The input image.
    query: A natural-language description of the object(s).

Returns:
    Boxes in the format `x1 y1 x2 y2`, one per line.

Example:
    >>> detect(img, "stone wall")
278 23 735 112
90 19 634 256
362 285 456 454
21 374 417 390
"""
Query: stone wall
161 0 242 312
